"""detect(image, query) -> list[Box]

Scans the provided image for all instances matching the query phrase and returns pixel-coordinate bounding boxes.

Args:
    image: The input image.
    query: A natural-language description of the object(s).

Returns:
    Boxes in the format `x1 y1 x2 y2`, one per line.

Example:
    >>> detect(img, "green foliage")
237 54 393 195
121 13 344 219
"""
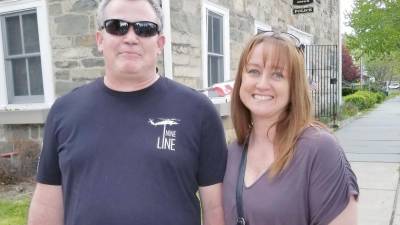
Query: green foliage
347 0 400 58
365 54 400 82
339 102 359 119
0 198 29 225
357 90 378 107
344 94 369 110
375 92 386 103
342 87 358 96
344 90 387 111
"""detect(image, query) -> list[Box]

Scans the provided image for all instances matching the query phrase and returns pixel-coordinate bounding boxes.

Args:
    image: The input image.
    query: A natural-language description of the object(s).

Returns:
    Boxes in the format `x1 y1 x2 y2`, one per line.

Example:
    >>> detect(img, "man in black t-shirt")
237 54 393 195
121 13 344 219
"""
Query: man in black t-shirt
27 1 227 225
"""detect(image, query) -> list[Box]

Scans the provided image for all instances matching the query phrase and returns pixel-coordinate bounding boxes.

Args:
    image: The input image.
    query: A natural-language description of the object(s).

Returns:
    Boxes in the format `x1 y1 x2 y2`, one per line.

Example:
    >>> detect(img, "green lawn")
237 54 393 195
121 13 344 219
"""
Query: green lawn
0 198 30 225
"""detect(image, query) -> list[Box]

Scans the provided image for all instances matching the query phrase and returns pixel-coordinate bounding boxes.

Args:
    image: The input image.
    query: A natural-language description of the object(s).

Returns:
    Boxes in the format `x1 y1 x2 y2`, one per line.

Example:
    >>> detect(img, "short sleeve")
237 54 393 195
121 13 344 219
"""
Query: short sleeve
309 131 359 225
36 101 62 185
197 99 228 186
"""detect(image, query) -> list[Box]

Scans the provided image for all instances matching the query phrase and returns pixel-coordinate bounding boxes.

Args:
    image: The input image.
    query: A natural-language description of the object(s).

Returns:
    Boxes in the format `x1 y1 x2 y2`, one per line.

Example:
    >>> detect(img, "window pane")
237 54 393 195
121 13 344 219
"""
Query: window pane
28 57 43 95
212 16 223 54
23 13 40 53
11 59 28 96
208 13 212 52
6 16 23 55
207 11 223 54
208 55 224 86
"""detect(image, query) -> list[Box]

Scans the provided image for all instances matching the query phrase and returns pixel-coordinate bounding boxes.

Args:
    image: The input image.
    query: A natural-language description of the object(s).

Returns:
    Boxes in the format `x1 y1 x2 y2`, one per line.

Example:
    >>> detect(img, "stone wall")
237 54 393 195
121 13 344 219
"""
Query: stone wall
0 0 339 151
169 0 339 88
47 0 103 96
0 124 43 155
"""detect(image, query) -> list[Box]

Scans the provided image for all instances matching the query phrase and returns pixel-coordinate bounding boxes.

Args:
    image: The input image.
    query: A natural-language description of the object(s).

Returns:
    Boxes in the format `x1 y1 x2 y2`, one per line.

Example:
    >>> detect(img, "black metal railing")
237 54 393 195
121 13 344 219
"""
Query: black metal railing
304 45 339 125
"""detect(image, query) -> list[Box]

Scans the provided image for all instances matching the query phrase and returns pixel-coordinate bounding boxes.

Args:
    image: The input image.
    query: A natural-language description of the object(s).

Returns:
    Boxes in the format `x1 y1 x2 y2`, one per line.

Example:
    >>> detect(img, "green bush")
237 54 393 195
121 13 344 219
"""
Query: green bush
344 94 368 110
374 92 386 103
340 102 359 118
342 88 358 96
354 91 377 108
344 90 387 112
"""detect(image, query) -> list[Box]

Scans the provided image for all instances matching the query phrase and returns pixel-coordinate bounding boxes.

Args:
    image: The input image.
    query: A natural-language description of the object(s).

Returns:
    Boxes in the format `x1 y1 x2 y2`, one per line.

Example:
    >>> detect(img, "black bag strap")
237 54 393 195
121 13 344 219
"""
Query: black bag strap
236 135 249 225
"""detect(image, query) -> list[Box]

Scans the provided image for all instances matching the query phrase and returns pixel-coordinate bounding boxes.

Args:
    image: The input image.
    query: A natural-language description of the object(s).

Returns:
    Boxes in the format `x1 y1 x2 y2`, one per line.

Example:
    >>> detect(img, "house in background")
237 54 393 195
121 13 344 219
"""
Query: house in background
0 0 341 153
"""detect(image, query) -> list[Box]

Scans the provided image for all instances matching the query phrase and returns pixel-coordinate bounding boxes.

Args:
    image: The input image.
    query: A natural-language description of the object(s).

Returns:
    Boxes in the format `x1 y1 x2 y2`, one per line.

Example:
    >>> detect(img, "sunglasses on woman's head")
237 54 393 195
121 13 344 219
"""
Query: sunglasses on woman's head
257 31 305 54
101 19 160 37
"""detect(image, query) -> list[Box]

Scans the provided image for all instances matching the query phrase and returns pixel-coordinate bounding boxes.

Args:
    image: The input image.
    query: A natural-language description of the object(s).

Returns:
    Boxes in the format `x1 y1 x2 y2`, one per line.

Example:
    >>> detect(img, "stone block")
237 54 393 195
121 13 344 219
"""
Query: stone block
89 15 98 33
170 0 183 11
55 70 71 80
75 35 96 47
232 0 245 12
171 54 190 66
55 81 86 96
51 37 73 49
49 3 62 16
55 61 79 69
173 65 200 78
4 125 30 140
70 68 103 81
53 47 93 60
92 47 103 57
0 142 13 154
55 15 89 35
173 76 199 89
0 125 5 141
81 58 104 68
172 44 192 55
71 0 98 12
30 125 40 140
182 0 201 15
39 125 44 139
171 31 191 45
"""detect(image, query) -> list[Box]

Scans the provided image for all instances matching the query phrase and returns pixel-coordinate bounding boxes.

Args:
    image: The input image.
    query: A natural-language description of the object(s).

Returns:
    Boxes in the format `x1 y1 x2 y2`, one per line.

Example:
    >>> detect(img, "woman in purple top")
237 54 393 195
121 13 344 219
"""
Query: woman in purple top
223 32 359 225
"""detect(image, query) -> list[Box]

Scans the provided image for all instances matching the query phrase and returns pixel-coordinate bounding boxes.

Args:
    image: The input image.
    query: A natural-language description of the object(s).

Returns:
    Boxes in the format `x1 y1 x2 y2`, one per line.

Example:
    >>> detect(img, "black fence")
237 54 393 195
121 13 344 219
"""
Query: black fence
304 45 339 125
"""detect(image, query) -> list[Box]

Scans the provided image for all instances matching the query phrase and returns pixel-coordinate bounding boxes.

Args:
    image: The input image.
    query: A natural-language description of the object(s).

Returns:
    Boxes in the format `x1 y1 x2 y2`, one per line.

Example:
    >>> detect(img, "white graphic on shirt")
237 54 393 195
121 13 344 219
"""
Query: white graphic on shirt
148 118 180 151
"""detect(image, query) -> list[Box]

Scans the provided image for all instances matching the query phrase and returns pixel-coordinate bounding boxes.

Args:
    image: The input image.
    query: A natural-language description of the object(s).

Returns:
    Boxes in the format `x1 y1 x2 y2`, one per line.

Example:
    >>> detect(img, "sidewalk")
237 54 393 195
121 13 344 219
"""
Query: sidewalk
335 96 400 225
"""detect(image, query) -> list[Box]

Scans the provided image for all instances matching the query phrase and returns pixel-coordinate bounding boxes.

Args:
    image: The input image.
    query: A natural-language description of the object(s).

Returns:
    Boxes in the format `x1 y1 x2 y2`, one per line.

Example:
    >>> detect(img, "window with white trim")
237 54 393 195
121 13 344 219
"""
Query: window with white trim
202 1 230 88
1 10 43 104
207 11 224 86
0 0 54 109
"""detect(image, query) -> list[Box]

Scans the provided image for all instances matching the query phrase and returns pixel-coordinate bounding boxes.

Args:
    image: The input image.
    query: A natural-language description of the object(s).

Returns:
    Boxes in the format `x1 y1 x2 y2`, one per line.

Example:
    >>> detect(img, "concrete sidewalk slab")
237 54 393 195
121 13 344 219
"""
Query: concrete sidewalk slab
336 96 400 224
351 162 399 190
358 189 396 225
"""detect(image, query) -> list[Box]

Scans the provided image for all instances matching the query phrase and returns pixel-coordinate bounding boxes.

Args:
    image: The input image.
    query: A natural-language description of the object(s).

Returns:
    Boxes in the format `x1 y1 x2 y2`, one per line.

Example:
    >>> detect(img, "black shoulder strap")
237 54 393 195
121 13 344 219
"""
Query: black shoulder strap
236 136 249 225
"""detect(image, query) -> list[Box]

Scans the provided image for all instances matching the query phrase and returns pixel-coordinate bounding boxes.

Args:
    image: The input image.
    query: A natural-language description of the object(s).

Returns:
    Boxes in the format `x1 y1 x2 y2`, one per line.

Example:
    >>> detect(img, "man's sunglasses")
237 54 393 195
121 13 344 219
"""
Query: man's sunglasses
100 19 160 37
257 31 305 53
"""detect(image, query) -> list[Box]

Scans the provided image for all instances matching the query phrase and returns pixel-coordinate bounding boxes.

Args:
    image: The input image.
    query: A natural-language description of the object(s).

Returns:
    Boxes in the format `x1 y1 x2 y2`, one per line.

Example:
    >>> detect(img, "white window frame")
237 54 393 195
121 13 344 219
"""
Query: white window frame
0 0 54 111
201 1 230 88
161 0 173 79
254 21 271 34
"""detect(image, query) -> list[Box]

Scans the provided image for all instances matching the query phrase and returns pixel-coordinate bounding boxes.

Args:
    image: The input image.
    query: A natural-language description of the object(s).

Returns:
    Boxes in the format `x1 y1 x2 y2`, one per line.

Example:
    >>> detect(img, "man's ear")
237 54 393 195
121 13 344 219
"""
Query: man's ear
96 31 104 53
157 35 166 55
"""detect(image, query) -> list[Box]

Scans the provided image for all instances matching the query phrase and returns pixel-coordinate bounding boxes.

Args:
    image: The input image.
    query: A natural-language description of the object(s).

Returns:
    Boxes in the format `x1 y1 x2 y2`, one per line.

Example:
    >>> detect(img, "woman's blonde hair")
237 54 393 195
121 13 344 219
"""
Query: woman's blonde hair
231 32 324 177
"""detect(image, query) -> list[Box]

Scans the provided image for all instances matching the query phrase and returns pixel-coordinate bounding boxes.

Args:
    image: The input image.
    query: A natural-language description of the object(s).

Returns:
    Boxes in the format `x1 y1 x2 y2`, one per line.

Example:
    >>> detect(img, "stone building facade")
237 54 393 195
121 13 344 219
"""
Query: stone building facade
0 0 340 153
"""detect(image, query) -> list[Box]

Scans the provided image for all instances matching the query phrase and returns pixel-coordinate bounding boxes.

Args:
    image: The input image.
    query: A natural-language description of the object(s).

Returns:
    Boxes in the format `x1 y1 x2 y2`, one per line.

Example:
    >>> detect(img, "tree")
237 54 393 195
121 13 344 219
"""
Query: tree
365 53 400 82
346 0 400 58
342 45 360 82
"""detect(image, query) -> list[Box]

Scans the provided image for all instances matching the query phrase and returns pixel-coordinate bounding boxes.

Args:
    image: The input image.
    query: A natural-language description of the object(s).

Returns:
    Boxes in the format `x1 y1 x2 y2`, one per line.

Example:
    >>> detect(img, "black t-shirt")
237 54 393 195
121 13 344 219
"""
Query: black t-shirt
37 77 228 225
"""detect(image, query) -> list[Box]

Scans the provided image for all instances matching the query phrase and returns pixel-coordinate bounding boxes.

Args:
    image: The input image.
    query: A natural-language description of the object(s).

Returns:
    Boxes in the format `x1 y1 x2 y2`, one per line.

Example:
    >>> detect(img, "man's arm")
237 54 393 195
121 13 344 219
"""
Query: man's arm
199 183 225 225
28 183 64 225
329 196 358 225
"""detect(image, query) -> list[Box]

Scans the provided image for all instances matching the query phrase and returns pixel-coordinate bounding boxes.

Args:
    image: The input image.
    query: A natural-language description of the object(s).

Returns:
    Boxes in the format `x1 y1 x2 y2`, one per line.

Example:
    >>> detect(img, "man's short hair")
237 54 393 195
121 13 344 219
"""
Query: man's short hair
96 0 164 32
